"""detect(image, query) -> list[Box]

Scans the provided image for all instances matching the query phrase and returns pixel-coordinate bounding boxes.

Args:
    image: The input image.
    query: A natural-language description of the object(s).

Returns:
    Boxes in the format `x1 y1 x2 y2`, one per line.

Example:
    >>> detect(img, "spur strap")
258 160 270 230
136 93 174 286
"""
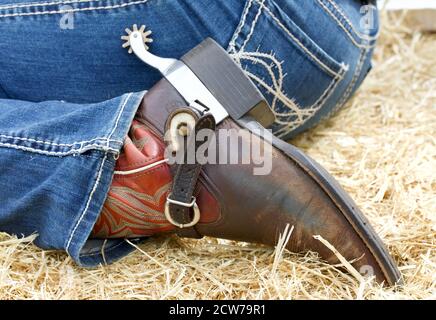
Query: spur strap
165 108 216 238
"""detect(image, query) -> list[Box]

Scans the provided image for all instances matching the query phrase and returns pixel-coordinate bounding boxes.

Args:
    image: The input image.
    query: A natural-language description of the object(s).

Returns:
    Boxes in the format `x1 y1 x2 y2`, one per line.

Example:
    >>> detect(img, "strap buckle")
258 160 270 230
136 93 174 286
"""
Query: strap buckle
164 194 201 228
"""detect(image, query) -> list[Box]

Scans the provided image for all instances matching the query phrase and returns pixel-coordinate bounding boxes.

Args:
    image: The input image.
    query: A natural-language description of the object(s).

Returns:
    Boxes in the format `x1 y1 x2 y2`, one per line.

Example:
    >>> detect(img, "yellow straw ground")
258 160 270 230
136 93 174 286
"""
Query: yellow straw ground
0 12 434 299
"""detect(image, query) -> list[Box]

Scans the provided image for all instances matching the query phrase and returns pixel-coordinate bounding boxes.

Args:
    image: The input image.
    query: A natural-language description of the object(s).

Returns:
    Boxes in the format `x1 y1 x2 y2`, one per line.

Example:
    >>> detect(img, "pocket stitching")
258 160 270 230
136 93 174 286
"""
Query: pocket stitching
227 0 254 54
228 0 343 77
331 46 369 118
0 0 150 18
274 65 347 138
228 0 349 137
0 0 98 10
239 0 265 53
252 0 342 78
233 50 347 138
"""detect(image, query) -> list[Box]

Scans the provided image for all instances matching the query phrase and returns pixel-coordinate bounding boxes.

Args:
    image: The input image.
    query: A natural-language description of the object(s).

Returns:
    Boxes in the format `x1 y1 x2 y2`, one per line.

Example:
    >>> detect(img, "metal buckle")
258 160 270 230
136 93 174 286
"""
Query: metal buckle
167 111 197 152
164 194 200 228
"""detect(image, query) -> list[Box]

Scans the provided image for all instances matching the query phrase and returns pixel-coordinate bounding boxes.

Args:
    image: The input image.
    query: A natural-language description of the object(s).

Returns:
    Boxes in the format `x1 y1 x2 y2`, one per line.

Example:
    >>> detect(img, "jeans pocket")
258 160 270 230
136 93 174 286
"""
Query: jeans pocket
228 0 348 138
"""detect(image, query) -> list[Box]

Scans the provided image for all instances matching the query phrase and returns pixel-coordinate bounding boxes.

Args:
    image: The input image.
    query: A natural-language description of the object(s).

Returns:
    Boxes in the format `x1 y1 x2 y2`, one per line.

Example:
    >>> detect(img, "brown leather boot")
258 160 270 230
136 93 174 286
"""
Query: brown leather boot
93 37 401 286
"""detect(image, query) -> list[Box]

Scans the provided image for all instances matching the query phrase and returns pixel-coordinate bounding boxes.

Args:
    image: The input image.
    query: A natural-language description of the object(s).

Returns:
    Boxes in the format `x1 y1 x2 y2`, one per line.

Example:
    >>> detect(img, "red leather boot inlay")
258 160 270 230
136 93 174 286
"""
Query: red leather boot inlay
92 120 220 238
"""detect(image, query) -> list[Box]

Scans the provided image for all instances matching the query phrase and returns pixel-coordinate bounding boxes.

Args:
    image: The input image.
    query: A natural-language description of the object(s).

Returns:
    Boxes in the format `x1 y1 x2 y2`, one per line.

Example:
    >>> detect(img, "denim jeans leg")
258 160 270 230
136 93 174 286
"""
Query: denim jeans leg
0 0 247 267
0 85 7 99
0 0 378 139
0 92 145 266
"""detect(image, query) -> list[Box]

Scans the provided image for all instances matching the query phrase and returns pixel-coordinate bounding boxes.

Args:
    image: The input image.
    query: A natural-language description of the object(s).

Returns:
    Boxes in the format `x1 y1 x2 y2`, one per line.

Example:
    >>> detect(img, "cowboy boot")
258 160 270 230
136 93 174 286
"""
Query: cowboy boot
92 37 401 286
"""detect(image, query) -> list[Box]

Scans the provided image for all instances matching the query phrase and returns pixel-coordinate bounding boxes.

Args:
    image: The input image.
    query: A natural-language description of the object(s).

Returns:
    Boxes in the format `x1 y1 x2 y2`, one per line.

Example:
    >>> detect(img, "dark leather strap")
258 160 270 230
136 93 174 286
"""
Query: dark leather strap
167 111 216 238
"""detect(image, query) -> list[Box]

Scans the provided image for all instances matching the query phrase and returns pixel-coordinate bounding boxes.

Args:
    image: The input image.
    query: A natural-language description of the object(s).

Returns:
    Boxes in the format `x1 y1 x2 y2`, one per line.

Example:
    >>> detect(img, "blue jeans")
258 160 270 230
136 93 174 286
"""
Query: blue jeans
0 0 379 266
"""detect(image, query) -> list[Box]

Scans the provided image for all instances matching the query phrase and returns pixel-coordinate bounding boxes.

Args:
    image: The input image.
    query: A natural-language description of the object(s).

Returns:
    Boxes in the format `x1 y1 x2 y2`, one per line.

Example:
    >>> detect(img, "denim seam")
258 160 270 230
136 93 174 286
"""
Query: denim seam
65 152 108 254
331 46 369 118
308 64 347 109
0 93 135 156
316 0 376 49
65 91 135 254
0 0 98 10
227 0 254 53
239 0 265 53
338 48 367 105
0 142 119 156
0 0 149 18
0 135 121 147
255 0 340 78
105 92 132 147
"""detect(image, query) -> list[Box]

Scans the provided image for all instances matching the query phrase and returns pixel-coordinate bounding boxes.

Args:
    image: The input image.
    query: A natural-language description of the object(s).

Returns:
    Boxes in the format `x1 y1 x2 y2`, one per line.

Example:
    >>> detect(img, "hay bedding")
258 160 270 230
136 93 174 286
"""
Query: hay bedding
0 13 434 300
